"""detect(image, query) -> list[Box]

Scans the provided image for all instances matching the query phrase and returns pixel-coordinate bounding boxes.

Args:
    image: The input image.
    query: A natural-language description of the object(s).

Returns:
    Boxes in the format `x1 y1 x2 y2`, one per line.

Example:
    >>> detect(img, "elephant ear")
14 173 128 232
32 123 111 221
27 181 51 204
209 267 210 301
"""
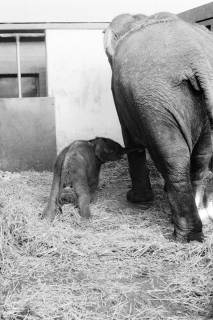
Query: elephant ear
104 27 117 63
93 138 108 163
93 137 125 162
104 13 146 64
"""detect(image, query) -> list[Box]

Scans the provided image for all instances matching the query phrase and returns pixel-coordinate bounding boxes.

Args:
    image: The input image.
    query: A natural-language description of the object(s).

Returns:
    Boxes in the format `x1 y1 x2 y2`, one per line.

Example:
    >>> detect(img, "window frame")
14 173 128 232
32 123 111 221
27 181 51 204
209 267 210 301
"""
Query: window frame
0 31 45 98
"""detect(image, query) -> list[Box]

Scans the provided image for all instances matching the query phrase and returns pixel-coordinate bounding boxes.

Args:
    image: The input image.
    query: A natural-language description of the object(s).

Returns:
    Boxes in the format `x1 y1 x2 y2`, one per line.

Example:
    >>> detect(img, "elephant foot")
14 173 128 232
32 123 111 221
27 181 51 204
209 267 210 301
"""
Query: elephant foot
173 229 204 243
40 210 55 222
79 206 91 219
187 231 204 242
40 205 62 222
126 189 154 207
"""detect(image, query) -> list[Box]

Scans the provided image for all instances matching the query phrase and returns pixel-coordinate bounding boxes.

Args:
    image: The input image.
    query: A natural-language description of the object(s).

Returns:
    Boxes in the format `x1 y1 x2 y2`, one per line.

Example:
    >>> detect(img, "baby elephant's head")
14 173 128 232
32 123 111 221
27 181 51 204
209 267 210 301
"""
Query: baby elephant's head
92 137 125 163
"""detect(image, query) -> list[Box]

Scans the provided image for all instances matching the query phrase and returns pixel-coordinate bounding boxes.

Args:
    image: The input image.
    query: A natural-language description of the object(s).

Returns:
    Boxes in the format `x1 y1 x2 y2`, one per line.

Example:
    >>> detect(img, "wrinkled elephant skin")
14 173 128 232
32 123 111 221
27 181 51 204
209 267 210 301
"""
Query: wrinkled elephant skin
42 137 125 221
104 12 213 242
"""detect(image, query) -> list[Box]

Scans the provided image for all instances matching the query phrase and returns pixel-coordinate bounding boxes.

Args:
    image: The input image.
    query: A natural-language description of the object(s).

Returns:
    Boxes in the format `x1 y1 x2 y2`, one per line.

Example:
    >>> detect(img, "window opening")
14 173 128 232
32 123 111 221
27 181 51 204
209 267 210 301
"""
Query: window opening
0 31 46 98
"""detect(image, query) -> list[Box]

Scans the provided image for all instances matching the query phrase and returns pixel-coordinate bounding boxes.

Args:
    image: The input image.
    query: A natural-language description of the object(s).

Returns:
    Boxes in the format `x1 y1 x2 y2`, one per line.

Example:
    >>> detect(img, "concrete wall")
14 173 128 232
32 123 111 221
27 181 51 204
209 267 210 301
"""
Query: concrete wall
0 97 56 171
46 29 123 152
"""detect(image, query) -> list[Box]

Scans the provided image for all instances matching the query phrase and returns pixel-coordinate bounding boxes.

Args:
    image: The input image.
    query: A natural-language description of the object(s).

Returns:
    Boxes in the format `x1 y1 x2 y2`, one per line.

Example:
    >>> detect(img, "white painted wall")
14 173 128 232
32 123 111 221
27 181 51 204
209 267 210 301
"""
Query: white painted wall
46 29 123 152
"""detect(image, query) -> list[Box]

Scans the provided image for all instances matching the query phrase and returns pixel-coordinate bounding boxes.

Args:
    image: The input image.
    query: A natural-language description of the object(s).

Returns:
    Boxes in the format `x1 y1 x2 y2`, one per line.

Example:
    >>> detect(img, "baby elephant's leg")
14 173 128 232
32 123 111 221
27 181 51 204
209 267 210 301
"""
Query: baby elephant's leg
89 179 99 202
73 181 91 218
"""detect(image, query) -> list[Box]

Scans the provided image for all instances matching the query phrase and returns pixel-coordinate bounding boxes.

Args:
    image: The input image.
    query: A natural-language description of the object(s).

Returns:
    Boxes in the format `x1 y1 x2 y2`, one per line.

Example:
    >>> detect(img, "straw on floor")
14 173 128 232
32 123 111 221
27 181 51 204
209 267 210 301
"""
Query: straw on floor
0 157 213 320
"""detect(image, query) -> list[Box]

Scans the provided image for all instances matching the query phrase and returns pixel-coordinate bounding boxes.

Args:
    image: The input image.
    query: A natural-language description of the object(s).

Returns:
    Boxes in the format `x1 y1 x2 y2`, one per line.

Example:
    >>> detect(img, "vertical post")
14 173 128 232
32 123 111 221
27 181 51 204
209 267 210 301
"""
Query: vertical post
16 35 22 98
45 30 50 96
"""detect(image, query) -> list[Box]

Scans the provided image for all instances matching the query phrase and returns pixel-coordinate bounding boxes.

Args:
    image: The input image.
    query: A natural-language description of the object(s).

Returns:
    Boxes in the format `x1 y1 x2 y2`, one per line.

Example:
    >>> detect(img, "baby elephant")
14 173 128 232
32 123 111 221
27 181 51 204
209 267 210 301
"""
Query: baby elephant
42 137 125 221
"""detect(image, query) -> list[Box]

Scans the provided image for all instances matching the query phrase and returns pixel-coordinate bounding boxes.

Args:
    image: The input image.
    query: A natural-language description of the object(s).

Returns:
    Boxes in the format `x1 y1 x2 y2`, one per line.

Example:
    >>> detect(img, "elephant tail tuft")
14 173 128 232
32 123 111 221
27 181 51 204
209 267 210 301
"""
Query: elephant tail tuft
54 145 70 198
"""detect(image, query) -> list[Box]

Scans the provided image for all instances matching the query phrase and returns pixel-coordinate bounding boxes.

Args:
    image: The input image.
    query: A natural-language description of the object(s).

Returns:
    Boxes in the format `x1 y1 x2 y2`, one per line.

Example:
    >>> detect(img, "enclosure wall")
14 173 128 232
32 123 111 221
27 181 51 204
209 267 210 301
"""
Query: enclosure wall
0 97 56 171
46 29 123 152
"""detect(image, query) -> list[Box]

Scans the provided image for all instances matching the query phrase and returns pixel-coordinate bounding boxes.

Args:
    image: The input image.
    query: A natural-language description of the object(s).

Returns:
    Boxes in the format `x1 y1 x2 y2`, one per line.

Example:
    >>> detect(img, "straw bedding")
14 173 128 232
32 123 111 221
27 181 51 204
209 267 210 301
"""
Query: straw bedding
0 157 212 319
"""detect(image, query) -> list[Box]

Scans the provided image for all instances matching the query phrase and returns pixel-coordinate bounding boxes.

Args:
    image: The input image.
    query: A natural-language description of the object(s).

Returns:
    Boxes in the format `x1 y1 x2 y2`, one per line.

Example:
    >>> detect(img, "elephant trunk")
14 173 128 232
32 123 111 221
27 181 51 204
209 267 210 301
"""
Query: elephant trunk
123 147 143 154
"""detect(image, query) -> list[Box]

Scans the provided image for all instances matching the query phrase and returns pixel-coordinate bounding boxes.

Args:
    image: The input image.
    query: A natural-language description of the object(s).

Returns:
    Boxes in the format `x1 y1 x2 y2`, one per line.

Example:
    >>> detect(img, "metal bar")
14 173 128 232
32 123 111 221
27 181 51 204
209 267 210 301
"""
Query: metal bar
0 33 44 37
45 30 50 96
0 22 108 30
16 35 22 98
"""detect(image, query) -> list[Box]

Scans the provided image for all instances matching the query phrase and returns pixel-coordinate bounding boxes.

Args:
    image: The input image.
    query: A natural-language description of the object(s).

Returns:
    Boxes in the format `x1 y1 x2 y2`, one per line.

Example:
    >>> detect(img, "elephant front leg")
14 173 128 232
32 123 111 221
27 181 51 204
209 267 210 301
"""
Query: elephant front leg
127 150 154 205
122 128 154 205
111 87 153 206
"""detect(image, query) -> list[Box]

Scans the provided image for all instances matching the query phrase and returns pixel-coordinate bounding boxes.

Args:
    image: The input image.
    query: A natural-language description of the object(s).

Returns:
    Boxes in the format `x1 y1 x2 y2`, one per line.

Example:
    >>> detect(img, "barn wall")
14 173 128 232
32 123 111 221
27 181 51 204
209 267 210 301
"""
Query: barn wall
0 97 56 171
179 2 213 23
179 2 213 30
46 29 123 153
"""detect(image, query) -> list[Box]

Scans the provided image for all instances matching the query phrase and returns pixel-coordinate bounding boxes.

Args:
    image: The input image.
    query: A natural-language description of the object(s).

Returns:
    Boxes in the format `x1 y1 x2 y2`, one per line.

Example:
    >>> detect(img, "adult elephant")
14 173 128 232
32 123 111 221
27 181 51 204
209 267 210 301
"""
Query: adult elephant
104 12 213 242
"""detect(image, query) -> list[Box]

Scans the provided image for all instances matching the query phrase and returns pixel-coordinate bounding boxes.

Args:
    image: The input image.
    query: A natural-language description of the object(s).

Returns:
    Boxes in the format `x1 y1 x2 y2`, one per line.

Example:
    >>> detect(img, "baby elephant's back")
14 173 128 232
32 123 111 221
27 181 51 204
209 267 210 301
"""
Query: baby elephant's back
62 140 97 187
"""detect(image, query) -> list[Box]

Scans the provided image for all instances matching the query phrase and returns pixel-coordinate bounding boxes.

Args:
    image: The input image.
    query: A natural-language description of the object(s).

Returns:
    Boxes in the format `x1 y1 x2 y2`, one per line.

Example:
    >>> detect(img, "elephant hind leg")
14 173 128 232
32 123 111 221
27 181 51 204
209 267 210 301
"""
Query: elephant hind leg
147 128 203 242
164 164 203 242
166 179 203 242
73 180 91 218
190 121 212 222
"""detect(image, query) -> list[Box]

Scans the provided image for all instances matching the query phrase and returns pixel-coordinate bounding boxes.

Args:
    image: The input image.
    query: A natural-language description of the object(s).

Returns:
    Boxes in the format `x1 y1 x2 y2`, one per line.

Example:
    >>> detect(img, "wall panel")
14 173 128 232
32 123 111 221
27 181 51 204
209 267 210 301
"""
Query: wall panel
46 29 123 152
0 97 56 171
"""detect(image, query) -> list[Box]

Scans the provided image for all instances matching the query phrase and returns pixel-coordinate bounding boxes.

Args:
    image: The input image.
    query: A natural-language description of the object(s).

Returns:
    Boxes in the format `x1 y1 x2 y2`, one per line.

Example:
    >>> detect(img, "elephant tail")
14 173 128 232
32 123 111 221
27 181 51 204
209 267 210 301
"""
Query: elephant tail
189 59 213 128
54 146 70 199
